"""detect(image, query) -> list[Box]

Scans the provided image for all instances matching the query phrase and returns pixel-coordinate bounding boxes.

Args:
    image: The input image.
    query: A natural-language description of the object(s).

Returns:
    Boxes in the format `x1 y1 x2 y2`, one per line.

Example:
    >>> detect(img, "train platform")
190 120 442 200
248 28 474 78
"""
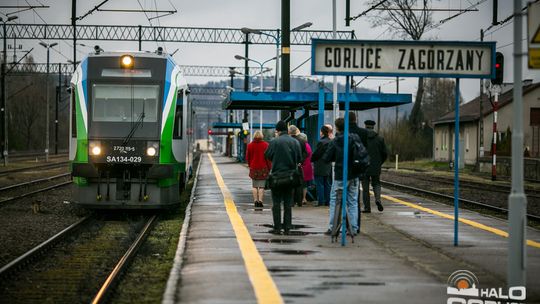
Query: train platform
165 153 540 304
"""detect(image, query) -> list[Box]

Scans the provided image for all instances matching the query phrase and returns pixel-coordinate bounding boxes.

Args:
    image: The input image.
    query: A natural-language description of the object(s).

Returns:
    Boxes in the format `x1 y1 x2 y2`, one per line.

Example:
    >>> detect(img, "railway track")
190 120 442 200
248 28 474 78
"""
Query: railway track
0 172 71 192
0 179 72 205
383 169 540 198
380 179 540 222
0 160 69 177
0 214 158 303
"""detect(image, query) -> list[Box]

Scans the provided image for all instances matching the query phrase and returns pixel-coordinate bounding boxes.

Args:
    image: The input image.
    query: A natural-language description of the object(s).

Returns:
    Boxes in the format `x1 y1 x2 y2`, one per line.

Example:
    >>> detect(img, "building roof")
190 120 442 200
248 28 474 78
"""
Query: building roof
433 82 540 125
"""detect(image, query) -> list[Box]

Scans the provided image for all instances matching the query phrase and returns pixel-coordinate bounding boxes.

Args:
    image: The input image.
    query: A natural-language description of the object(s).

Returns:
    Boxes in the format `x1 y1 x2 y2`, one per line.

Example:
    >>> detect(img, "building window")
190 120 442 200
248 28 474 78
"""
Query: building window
531 108 540 126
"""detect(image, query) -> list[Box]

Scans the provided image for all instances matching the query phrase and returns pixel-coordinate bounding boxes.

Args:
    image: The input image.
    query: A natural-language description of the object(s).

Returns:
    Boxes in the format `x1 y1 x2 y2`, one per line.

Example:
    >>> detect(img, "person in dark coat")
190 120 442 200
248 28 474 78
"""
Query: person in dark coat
288 125 307 207
265 121 303 235
311 125 333 206
323 118 366 235
361 120 388 213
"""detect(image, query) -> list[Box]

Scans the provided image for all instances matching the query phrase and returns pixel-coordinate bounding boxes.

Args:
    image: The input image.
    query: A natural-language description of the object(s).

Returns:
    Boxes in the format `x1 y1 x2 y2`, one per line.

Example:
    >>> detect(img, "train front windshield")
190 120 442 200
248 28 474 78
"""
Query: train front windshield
86 56 167 139
92 84 159 123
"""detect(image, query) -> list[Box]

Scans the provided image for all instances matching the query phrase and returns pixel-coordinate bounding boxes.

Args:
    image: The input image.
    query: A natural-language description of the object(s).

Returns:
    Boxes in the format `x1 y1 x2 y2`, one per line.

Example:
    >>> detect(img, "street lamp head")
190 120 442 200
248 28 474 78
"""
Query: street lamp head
50 42 58 48
240 27 262 35
234 55 246 61
39 42 48 48
292 22 313 31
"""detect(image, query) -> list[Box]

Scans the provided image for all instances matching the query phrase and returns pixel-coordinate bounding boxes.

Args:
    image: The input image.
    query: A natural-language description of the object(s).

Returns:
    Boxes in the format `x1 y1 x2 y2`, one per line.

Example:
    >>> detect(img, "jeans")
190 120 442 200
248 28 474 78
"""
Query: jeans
362 174 381 210
314 175 331 206
271 187 293 231
328 178 359 232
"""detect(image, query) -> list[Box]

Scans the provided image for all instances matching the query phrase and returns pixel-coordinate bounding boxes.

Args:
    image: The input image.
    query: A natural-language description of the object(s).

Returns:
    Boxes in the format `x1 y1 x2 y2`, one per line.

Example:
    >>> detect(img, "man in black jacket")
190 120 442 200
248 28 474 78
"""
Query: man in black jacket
323 118 367 235
265 121 303 235
311 125 333 206
362 120 388 213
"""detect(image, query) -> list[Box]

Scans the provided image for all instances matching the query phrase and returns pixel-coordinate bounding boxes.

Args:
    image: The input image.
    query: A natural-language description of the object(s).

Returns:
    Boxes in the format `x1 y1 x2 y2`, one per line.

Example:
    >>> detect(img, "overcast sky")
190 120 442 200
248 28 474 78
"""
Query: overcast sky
2 0 539 101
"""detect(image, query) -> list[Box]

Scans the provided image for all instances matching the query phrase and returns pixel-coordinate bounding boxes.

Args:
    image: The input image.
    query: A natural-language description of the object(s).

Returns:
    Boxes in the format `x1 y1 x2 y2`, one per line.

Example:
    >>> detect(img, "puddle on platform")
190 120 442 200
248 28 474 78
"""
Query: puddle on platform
255 224 313 229
319 274 364 278
262 249 318 255
322 281 385 286
282 293 315 298
252 238 301 244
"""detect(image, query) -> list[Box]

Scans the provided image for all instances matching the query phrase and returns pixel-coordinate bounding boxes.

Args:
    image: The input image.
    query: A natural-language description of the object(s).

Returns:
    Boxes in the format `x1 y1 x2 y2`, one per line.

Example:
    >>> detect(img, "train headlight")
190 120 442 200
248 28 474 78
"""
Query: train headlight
89 141 102 156
120 55 134 69
146 141 159 157
91 146 101 155
146 146 157 157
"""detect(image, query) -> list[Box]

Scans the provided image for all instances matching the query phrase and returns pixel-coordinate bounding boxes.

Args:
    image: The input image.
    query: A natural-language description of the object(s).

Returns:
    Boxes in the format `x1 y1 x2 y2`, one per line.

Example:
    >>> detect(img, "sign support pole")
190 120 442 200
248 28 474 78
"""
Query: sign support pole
341 76 350 246
454 78 460 247
317 82 324 141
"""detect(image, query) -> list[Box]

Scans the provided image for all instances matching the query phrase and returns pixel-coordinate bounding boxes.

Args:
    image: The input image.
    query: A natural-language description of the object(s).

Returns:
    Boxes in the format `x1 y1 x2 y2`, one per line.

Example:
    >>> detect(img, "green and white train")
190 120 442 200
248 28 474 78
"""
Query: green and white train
69 48 193 209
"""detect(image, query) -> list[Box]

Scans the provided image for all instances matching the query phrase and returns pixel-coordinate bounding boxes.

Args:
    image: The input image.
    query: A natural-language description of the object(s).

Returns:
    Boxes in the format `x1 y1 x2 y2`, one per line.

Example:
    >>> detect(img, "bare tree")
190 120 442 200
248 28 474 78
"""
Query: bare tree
422 78 459 125
367 0 436 132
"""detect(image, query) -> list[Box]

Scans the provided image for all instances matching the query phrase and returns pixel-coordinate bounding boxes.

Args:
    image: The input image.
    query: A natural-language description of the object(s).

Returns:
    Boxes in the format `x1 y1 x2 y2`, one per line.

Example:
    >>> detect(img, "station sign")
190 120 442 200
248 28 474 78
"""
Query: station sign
311 39 496 79
528 1 540 69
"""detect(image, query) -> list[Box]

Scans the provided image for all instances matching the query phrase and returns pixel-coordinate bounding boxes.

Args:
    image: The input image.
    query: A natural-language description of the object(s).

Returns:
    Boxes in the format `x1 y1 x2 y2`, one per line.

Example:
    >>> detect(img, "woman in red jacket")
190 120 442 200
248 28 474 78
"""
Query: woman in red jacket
246 131 271 207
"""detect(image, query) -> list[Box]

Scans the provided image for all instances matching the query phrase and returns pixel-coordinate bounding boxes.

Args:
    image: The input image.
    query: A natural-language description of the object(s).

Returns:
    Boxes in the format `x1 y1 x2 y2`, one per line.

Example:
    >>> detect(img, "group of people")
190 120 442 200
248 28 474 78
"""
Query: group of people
245 112 387 235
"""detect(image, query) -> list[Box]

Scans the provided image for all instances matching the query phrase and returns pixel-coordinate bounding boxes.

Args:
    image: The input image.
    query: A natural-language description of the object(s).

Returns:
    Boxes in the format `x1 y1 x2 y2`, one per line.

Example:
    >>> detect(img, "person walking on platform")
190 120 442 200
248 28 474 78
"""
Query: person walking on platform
311 125 333 206
323 118 366 235
361 120 388 213
246 131 271 208
288 125 308 207
265 121 303 235
296 133 314 206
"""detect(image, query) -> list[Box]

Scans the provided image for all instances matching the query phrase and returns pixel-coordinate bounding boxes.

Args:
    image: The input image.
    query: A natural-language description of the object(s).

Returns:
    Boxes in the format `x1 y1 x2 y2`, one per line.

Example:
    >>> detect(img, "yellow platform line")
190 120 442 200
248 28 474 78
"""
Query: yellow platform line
380 193 540 248
208 154 283 304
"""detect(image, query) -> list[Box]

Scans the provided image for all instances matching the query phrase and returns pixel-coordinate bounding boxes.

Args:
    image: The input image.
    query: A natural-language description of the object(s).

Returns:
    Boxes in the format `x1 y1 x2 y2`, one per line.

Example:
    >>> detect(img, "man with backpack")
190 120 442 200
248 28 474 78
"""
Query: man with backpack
361 120 388 213
322 118 369 236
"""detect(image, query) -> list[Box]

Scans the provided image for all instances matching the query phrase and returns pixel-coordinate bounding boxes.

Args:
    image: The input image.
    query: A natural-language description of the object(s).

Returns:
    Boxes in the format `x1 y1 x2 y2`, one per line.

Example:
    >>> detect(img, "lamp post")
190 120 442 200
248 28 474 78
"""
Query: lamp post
1 15 18 166
242 22 312 122
39 42 58 162
235 55 275 134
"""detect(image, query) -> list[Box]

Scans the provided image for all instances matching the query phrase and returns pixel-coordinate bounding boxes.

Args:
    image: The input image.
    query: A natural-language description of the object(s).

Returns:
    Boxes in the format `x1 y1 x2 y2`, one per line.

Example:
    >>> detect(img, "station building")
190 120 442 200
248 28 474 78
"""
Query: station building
432 80 540 167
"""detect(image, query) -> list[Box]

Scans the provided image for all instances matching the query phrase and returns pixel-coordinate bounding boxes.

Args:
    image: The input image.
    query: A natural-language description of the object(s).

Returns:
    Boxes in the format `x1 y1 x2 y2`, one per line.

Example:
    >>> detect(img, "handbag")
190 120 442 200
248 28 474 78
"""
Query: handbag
268 167 302 189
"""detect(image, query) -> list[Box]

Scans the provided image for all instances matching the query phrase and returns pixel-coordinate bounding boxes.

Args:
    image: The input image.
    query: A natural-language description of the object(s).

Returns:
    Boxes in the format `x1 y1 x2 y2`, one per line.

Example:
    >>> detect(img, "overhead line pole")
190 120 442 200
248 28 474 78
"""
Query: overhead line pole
280 0 290 121
72 0 77 72
508 0 527 288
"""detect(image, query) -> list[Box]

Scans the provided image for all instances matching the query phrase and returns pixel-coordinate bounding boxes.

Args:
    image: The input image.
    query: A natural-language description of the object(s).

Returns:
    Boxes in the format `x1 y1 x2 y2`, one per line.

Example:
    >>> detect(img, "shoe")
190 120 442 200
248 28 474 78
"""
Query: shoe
362 209 371 213
324 229 332 236
376 201 384 212
254 201 258 207
258 201 264 208
268 229 281 235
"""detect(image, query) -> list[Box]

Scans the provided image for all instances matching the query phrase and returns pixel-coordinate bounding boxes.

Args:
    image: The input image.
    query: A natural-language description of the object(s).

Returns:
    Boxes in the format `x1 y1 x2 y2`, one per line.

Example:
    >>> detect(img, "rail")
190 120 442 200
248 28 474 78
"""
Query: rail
91 215 158 304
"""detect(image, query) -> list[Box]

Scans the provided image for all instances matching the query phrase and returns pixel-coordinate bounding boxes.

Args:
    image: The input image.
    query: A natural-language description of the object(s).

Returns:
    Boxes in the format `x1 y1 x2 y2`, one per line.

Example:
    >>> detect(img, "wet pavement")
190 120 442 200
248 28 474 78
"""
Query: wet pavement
172 153 540 304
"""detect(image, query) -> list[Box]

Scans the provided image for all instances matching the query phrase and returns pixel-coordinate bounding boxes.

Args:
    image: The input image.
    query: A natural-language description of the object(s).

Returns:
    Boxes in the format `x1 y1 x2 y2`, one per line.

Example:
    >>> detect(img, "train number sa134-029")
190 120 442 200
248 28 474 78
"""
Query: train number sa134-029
106 156 143 163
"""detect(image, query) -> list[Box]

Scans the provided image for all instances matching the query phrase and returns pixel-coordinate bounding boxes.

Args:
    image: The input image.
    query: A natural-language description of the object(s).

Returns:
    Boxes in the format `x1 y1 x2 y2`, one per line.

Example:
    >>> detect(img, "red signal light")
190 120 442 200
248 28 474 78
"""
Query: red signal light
208 129 213 135
495 63 501 68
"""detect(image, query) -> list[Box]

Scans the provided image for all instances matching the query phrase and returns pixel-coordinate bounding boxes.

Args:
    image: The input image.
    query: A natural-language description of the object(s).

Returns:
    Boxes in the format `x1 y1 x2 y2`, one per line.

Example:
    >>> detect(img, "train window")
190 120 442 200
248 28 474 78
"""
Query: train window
101 69 152 78
92 84 159 122
173 105 183 139
71 86 77 137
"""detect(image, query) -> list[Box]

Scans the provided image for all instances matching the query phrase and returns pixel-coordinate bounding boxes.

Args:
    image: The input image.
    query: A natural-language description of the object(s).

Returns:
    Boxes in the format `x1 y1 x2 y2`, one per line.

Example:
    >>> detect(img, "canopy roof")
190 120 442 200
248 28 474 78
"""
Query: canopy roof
224 91 412 110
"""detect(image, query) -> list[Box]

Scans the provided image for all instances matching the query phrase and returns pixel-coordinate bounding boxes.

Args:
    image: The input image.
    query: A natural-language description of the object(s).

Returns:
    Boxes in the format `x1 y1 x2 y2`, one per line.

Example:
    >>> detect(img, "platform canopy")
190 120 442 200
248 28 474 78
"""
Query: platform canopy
224 91 412 110
212 122 276 129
